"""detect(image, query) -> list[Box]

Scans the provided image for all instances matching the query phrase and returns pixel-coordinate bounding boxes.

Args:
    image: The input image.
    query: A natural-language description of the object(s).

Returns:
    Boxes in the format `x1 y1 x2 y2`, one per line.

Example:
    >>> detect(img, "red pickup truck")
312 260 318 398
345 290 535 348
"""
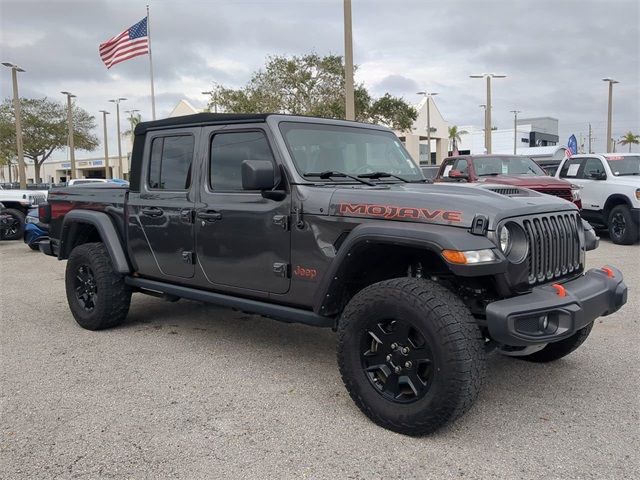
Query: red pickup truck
434 154 582 208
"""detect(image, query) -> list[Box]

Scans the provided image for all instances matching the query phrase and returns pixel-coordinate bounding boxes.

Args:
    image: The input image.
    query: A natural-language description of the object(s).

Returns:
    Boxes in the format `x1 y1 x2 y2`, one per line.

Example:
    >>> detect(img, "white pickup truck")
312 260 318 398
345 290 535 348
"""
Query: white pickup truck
0 186 48 240
555 153 640 244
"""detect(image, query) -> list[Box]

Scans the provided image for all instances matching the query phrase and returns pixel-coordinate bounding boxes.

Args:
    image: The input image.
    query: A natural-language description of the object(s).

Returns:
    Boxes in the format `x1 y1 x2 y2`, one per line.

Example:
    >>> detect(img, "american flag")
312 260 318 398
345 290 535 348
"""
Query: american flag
99 17 149 69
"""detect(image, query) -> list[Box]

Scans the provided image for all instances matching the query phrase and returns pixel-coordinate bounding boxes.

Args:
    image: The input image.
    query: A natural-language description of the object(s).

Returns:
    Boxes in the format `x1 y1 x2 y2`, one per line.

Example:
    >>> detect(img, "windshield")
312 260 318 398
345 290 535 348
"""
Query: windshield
279 122 424 182
474 156 546 176
605 155 640 176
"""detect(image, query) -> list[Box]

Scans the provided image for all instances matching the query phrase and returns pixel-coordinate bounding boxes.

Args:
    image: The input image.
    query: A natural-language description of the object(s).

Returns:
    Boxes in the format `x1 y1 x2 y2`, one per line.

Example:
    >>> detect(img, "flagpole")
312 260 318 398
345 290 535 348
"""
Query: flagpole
147 4 156 120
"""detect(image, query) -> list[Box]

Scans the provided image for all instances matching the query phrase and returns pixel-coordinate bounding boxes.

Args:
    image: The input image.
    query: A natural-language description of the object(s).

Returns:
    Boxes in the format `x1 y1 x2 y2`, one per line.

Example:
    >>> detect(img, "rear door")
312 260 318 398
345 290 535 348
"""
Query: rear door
195 126 291 294
128 128 199 279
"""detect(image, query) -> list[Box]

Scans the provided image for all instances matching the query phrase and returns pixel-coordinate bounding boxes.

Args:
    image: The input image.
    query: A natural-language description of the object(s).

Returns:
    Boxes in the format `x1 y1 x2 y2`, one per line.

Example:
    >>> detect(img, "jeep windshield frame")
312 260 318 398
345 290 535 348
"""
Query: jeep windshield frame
279 121 424 183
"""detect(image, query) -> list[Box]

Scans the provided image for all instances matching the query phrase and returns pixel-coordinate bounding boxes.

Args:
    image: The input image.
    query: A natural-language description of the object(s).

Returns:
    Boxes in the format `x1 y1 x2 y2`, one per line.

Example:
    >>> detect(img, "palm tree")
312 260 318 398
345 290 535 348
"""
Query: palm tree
448 125 468 153
618 131 640 152
122 113 142 137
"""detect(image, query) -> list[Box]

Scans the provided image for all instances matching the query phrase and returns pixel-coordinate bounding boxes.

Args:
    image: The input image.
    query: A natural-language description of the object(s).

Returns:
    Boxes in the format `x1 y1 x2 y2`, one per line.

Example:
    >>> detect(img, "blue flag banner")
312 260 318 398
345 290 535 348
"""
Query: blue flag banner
568 134 578 156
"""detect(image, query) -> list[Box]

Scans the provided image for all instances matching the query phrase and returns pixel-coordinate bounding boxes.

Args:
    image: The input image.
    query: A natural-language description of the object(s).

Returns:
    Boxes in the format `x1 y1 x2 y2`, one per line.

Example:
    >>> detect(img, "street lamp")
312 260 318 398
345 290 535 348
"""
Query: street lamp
470 73 506 153
416 91 438 164
510 110 521 154
99 110 111 179
479 104 487 152
2 62 27 188
61 91 77 179
108 98 127 179
603 78 619 152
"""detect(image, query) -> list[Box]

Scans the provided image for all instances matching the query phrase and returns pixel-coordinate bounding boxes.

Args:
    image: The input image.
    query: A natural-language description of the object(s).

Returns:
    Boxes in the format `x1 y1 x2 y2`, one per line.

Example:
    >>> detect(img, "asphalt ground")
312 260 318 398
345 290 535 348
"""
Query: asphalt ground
1 235 638 479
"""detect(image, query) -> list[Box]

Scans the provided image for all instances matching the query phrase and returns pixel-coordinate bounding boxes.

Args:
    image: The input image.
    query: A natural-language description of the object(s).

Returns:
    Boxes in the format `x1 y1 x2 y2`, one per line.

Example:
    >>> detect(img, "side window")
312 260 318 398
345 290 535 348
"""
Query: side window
559 158 583 178
148 135 194 190
453 158 469 174
581 158 605 179
210 131 274 191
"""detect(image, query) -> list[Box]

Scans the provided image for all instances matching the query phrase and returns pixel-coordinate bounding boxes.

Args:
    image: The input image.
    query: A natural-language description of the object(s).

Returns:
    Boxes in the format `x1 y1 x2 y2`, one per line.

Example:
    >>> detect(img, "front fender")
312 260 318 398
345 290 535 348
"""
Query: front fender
313 222 506 314
60 210 130 274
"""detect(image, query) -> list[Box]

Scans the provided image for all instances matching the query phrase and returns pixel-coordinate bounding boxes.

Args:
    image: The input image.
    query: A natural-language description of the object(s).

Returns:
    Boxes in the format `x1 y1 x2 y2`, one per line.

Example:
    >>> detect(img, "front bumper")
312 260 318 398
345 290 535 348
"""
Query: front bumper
486 266 627 346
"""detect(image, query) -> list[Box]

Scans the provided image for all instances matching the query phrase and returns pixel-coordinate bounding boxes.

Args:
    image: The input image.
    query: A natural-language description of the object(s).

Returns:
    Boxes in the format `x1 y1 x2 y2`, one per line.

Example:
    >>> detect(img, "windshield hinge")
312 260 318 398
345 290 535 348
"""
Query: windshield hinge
272 214 289 230
294 203 304 230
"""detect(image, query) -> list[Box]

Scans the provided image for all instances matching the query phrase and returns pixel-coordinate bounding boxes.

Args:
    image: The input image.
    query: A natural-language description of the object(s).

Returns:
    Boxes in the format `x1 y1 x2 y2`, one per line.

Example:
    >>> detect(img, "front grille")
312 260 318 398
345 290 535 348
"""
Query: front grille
532 188 573 202
30 194 47 205
520 212 582 285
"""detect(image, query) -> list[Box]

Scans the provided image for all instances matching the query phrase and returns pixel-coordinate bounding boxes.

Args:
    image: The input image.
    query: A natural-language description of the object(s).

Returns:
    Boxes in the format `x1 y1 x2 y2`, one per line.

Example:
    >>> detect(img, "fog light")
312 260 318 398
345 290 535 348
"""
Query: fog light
540 315 549 331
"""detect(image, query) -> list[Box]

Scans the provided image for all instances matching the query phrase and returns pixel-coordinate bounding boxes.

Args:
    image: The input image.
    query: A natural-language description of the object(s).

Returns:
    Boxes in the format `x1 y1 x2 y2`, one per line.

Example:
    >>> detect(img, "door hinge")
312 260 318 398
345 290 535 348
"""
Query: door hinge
294 204 304 230
272 262 289 278
272 214 289 230
180 209 195 224
182 251 195 264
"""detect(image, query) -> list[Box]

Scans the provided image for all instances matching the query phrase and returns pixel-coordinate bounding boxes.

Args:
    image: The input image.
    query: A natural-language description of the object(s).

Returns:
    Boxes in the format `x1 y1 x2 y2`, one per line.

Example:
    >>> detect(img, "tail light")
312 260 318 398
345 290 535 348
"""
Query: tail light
39 203 51 223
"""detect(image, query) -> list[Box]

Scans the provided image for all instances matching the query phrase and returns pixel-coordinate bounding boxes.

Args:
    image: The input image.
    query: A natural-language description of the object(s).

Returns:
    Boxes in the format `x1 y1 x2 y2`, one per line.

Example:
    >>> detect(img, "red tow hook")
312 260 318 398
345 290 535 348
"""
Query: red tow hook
601 266 615 278
551 284 567 297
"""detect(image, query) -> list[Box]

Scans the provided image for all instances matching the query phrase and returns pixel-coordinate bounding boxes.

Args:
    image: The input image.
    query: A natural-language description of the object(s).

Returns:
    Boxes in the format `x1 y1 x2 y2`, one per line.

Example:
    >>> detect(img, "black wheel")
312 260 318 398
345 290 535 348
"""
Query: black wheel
65 242 131 330
0 208 25 241
337 278 485 435
608 205 639 245
515 322 594 363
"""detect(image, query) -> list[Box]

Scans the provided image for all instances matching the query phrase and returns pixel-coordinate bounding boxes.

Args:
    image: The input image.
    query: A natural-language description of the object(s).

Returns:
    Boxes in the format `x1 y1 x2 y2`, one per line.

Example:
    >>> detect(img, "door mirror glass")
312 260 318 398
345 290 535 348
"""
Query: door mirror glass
589 171 606 180
449 169 469 180
241 160 275 190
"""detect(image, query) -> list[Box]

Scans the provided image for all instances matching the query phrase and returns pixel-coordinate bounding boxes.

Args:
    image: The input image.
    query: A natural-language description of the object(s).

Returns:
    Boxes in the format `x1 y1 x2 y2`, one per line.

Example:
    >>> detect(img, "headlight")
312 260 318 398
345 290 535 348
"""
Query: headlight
571 185 582 201
25 216 38 224
636 189 640 201
499 225 511 253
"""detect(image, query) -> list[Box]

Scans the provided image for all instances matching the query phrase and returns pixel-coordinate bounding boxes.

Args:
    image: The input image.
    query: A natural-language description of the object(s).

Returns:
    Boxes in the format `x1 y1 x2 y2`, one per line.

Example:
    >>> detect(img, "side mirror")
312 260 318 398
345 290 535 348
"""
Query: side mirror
241 160 275 190
449 169 469 180
589 171 606 180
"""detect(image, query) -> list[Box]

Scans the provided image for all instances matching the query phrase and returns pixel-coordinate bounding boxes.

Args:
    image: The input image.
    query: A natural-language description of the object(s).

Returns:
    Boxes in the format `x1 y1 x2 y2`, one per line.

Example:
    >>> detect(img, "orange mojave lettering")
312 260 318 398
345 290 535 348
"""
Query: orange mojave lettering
337 203 462 222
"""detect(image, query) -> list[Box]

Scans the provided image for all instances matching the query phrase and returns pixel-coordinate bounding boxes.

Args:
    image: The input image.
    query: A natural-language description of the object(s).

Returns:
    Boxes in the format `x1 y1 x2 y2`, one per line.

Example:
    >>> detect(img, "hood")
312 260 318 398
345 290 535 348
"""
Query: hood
312 182 577 230
476 174 572 188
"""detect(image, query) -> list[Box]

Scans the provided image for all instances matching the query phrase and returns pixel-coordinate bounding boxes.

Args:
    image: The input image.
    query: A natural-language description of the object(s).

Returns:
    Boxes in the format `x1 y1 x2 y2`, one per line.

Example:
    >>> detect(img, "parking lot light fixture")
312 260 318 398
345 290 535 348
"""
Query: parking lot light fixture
470 74 507 153
99 110 111 179
602 78 619 152
61 91 77 179
109 98 127 179
2 62 27 188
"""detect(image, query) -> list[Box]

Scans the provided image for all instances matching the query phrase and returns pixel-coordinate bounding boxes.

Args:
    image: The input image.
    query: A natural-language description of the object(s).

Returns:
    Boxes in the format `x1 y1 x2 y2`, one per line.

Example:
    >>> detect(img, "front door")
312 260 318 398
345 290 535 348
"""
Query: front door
128 128 199 279
195 127 291 294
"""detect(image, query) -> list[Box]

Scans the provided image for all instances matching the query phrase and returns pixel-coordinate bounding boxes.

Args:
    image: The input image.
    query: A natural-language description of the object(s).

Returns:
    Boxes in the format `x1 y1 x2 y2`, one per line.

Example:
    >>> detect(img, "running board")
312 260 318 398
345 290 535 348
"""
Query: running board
125 276 335 328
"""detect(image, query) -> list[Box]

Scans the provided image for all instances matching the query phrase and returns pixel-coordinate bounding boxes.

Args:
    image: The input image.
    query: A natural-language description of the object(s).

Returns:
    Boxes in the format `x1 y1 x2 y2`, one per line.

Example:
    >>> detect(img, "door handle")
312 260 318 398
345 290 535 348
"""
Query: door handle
141 207 164 217
197 210 222 222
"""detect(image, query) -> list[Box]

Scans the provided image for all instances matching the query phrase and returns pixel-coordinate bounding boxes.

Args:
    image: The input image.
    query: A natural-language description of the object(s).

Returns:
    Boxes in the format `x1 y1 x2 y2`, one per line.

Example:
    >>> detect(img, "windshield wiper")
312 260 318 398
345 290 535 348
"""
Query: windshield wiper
357 171 410 183
304 171 376 186
478 172 500 176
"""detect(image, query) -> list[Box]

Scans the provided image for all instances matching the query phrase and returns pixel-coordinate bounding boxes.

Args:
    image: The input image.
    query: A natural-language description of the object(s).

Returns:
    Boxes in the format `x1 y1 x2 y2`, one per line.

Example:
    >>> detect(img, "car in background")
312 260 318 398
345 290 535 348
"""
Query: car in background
0 185 47 240
67 178 130 187
434 154 582 208
24 207 49 250
555 153 640 244
535 158 562 176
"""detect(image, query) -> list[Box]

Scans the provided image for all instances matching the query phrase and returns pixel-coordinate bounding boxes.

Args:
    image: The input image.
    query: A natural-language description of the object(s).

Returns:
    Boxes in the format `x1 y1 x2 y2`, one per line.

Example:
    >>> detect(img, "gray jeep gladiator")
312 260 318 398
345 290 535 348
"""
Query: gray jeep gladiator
40 113 628 435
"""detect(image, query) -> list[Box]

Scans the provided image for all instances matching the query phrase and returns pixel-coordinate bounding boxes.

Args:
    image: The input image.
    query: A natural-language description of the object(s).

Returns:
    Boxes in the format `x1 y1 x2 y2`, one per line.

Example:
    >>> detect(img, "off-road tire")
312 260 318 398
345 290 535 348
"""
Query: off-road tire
0 208 25 241
65 242 131 330
336 277 486 436
608 204 639 245
517 322 594 363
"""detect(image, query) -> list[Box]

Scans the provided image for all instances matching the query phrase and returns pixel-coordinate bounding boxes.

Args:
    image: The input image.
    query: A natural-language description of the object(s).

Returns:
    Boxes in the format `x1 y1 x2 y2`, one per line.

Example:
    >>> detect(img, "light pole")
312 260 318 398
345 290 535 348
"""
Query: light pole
603 78 618 152
202 90 218 113
99 110 110 179
61 91 77 180
343 0 355 120
510 110 521 154
416 91 438 163
2 62 27 188
109 98 126 179
479 104 487 152
470 74 506 154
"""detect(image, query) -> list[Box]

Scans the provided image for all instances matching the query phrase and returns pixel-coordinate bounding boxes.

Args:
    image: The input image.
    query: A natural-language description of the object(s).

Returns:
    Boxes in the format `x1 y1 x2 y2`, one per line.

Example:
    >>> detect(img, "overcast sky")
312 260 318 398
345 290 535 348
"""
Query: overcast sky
1 0 639 160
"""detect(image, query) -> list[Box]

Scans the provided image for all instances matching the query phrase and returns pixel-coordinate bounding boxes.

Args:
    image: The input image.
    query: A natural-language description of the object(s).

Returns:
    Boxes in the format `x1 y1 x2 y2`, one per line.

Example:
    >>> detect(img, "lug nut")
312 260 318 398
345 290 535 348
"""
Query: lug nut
405 361 413 368
390 343 398 350
386 354 392 362
402 347 410 354
394 366 402 374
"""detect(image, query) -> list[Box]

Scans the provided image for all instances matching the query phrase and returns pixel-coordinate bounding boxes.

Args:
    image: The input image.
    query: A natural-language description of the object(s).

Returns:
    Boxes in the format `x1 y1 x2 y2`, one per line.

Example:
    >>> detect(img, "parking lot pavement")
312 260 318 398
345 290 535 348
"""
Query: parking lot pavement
0 238 638 480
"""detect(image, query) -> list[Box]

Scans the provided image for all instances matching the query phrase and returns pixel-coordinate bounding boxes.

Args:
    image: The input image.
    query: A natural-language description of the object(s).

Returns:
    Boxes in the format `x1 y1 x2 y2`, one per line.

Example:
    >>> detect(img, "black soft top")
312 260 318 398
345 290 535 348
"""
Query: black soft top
134 113 272 135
